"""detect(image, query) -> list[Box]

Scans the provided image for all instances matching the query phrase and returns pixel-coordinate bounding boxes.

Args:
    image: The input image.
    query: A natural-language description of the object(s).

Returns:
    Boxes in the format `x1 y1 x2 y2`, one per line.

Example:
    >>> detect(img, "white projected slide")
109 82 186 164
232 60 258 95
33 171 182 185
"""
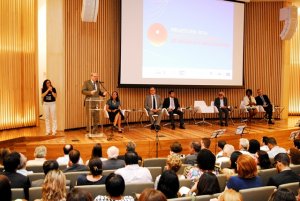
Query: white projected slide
120 0 245 86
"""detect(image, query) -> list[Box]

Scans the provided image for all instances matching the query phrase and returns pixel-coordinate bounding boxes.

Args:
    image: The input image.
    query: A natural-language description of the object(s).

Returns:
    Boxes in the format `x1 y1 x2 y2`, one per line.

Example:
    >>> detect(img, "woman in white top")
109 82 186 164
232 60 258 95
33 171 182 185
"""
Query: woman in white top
243 89 258 122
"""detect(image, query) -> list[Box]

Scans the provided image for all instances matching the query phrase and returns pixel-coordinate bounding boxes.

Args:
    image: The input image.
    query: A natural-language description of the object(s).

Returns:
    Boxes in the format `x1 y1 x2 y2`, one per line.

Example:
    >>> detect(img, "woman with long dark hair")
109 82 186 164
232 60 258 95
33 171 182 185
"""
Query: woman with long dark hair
106 91 124 133
41 79 57 135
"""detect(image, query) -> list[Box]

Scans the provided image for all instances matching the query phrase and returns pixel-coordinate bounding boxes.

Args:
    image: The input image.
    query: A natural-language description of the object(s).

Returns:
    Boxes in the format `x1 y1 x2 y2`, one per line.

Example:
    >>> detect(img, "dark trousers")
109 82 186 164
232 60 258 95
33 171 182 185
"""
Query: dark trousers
264 104 273 121
218 108 229 124
168 110 184 125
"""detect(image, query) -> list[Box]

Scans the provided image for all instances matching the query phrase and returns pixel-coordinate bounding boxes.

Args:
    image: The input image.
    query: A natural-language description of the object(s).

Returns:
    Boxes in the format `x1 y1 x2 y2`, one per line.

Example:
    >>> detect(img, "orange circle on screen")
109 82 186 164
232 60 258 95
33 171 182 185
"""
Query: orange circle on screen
147 23 168 46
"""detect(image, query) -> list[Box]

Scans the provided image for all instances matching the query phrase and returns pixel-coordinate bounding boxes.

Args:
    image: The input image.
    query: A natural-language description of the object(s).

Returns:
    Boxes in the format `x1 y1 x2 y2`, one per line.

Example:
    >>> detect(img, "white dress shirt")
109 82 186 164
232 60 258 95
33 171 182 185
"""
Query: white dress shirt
260 145 270 152
169 97 175 110
91 80 97 90
220 99 224 107
268 146 287 158
114 164 152 184
56 155 84 166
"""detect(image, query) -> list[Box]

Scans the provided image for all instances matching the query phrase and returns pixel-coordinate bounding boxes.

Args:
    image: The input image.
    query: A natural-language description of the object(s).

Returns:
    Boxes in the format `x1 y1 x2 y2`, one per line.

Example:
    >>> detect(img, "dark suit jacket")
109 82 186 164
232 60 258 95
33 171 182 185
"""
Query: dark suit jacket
214 97 228 109
118 152 142 161
163 97 180 111
82 80 105 106
63 164 89 173
184 153 198 166
255 95 271 106
102 159 126 170
267 170 300 187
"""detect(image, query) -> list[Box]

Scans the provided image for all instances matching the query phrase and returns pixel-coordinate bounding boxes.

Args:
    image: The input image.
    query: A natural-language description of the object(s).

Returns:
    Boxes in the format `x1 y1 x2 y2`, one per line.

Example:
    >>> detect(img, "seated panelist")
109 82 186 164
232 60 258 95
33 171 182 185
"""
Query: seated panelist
144 87 163 130
214 91 229 126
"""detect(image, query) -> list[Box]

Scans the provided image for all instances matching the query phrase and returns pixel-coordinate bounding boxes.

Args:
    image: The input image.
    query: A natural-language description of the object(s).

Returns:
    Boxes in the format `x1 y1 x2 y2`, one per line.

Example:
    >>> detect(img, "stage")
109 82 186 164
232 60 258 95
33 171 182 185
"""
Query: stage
0 117 299 162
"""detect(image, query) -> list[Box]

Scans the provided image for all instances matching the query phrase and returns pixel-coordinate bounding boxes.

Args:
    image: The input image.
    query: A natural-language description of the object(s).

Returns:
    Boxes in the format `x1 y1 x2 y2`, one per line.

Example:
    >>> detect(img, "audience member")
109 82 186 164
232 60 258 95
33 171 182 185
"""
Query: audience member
115 152 152 183
216 140 227 158
64 149 89 172
256 150 272 169
31 160 60 187
170 141 185 159
267 153 300 187
268 188 296 201
189 172 220 196
102 146 125 170
67 188 93 201
37 170 66 201
118 141 142 161
261 136 270 151
139 188 167 201
226 154 262 191
216 144 235 166
243 89 258 122
0 148 10 169
184 141 201 165
289 148 300 165
267 137 287 158
155 154 185 189
94 173 134 201
26 145 47 166
201 138 211 149
248 139 260 156
239 138 251 156
294 139 300 150
221 151 242 179
57 144 83 166
17 153 33 176
157 170 179 199
1 152 30 199
217 189 243 201
0 175 12 201
85 143 107 165
77 158 107 185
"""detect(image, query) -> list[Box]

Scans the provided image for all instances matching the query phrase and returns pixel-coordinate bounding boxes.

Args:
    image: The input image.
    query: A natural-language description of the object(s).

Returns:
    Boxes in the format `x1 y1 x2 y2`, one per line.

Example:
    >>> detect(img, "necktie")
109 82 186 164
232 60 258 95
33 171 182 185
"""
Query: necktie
153 96 156 109
261 96 266 105
93 82 96 90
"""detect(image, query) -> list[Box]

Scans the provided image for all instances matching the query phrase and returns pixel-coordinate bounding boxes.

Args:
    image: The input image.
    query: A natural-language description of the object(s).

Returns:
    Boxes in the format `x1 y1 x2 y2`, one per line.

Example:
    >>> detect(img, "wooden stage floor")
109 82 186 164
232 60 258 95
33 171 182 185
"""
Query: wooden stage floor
0 117 299 162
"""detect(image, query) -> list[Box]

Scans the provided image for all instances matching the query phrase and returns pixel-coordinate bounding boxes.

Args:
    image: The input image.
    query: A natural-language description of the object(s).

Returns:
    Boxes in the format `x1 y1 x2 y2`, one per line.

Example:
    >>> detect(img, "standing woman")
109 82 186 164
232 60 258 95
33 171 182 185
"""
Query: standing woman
42 79 57 135
106 91 124 133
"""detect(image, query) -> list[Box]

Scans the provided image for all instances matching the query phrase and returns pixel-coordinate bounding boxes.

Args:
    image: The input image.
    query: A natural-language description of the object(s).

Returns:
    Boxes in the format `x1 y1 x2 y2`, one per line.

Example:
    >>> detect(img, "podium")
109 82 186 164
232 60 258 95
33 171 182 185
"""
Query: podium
85 97 104 138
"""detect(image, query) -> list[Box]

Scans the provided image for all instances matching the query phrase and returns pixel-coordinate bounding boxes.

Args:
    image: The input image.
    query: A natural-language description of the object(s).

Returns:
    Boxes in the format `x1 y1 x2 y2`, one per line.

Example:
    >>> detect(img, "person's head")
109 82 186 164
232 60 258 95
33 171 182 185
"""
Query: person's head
219 189 243 201
201 138 211 149
66 188 93 201
230 151 242 171
42 79 52 90
218 140 226 151
43 160 59 175
267 137 278 149
42 170 66 201
294 139 300 149
262 136 269 146
289 148 300 165
110 91 120 102
34 145 47 158
90 72 99 82
149 87 156 95
197 149 216 171
157 170 179 199
63 144 73 155
18 153 28 170
91 143 103 158
239 138 249 151
268 188 296 201
105 173 125 197
218 91 225 99
246 89 253 96
0 148 11 166
257 89 263 96
139 188 167 201
223 144 235 157
0 175 11 201
236 154 257 179
170 142 182 154
189 141 201 154
166 154 182 173
248 139 260 154
124 152 138 165
257 150 271 169
107 146 119 159
69 149 81 165
196 172 220 195
274 153 291 172
168 90 175 98
88 157 103 176
3 152 20 172
126 141 136 152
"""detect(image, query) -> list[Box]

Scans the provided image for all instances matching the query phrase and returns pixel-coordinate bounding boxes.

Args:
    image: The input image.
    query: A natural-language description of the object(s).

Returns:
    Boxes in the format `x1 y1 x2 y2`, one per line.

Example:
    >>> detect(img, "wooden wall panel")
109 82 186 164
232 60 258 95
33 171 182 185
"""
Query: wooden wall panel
65 1 284 129
0 0 38 130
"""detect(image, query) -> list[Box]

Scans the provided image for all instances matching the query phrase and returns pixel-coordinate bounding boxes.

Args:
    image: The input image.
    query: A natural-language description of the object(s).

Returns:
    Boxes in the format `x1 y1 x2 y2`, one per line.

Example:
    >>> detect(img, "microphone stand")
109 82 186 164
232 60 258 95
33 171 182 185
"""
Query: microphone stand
154 125 161 158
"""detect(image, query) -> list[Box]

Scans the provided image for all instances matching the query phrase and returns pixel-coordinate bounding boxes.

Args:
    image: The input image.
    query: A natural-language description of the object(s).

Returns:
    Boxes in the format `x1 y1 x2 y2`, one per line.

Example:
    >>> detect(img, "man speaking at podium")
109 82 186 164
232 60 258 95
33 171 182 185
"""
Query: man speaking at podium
82 73 107 134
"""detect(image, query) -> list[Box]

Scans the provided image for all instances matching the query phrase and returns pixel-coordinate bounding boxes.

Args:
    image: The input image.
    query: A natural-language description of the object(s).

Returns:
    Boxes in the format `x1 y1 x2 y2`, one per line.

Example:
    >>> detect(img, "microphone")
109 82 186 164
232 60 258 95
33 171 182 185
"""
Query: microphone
96 81 104 84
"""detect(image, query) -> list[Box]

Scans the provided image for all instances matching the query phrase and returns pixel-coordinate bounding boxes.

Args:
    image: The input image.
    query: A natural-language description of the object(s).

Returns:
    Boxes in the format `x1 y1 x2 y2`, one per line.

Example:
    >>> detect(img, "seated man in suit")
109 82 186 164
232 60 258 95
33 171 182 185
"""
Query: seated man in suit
214 91 230 126
144 87 163 130
63 149 89 173
162 90 185 130
267 153 300 187
255 89 274 124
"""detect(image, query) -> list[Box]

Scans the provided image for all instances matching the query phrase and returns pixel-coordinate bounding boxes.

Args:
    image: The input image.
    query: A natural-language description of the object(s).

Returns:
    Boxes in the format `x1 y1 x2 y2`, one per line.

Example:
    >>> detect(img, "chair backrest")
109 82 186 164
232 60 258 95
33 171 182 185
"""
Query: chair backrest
123 182 154 195
179 179 193 188
257 168 277 186
103 105 109 119
59 164 67 171
103 169 115 176
65 171 89 188
216 174 227 192
143 108 150 117
26 165 44 173
147 167 162 182
28 173 45 183
278 182 300 196
11 188 25 200
178 164 192 175
195 195 215 201
290 164 300 175
220 161 231 169
29 186 70 201
143 158 167 172
239 186 276 201
75 185 107 199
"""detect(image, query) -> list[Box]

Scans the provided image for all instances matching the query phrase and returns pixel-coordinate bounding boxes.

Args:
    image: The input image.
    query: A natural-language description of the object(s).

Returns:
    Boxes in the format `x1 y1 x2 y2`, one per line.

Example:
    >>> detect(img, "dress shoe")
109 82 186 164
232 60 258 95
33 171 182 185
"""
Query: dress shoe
151 124 155 130
171 124 175 130
220 123 224 126
225 123 228 127
268 121 274 125
179 124 186 129
154 125 161 130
